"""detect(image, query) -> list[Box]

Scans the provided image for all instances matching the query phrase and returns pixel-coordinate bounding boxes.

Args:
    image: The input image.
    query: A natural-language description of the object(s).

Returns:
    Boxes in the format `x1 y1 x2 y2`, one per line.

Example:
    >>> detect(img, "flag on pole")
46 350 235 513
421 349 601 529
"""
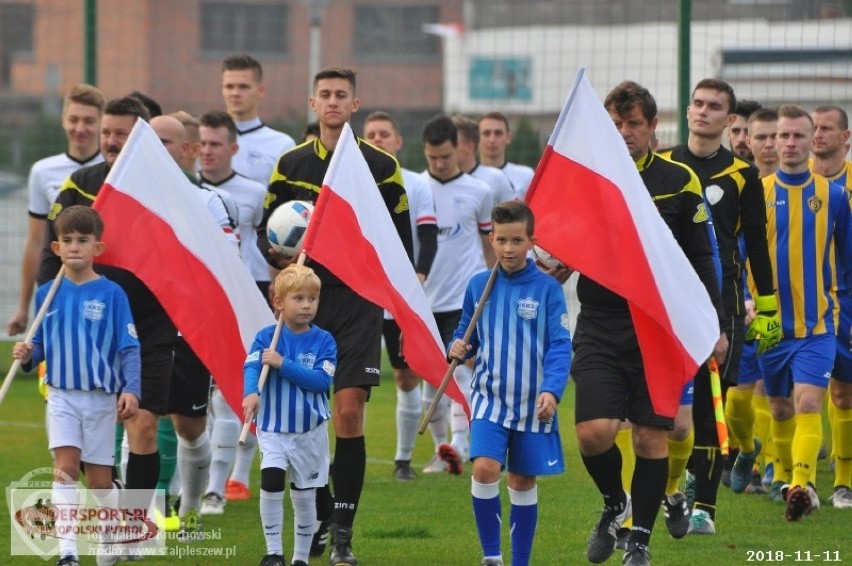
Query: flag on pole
302 123 465 410
93 120 275 419
525 68 719 418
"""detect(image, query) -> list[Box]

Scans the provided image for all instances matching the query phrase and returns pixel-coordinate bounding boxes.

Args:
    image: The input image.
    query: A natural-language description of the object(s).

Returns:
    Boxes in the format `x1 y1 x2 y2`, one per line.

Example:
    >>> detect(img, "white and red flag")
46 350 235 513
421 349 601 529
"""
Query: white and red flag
303 123 465 409
526 69 719 418
93 120 274 418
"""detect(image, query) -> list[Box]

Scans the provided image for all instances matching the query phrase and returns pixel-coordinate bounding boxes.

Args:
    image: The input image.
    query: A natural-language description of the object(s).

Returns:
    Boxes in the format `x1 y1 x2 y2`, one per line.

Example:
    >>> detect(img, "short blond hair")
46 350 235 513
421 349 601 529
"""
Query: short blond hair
274 265 321 299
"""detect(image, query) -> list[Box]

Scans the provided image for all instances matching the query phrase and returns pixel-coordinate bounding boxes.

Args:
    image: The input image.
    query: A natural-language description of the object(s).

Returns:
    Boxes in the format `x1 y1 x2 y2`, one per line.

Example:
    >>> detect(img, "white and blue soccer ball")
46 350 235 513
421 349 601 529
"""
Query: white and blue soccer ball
267 200 314 257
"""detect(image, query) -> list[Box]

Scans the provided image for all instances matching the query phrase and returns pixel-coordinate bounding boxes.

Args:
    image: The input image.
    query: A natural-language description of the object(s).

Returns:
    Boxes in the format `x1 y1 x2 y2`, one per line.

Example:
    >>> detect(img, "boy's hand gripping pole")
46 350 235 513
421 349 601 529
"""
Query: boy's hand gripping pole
0 266 66 408
419 264 499 435
239 253 305 444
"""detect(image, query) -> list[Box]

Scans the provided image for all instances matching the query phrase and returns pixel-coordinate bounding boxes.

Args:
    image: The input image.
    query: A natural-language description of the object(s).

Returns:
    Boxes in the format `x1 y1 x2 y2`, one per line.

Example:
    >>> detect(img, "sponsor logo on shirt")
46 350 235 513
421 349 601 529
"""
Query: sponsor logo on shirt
517 298 539 320
127 323 138 339
82 300 105 322
705 184 724 205
561 313 570 330
246 351 261 362
322 360 336 376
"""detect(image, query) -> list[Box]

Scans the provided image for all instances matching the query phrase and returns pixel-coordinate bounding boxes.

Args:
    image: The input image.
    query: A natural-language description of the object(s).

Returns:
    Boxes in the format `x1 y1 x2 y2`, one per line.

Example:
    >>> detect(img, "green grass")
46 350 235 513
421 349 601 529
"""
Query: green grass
0 340 848 565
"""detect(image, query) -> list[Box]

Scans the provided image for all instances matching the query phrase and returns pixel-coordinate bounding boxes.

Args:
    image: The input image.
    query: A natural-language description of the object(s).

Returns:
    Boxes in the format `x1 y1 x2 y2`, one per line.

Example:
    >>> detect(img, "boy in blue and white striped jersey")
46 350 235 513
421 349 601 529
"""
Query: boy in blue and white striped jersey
14 205 141 566
242 265 337 566
448 200 572 566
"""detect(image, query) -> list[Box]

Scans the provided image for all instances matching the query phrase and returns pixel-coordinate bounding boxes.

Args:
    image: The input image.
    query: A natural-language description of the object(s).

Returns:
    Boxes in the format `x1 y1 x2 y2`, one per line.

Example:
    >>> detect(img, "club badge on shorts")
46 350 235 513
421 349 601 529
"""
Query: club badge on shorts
517 298 539 320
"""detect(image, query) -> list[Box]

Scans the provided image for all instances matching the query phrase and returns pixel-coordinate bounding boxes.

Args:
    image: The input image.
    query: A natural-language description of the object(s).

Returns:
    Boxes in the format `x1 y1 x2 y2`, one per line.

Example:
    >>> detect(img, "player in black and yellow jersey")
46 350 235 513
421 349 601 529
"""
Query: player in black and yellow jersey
259 67 413 566
661 78 778 534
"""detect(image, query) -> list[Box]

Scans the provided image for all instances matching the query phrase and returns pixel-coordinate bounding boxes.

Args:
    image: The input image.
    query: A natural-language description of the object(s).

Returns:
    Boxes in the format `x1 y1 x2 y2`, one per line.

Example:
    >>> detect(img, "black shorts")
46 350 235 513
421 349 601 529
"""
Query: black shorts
433 310 462 347
256 280 272 310
139 346 174 416
168 337 212 417
571 308 673 430
719 314 745 385
382 318 407 370
315 285 383 393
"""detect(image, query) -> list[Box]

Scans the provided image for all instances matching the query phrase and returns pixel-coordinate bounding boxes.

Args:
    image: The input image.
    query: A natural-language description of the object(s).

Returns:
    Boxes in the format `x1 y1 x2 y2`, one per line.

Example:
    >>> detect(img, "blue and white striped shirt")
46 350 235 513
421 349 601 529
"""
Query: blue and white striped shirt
34 276 140 395
453 259 572 432
244 323 336 433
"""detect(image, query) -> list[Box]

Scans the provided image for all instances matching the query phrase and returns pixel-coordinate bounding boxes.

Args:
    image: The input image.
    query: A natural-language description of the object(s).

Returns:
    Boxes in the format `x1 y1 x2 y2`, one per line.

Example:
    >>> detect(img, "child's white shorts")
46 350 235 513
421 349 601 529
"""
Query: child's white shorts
47 387 117 466
258 421 330 489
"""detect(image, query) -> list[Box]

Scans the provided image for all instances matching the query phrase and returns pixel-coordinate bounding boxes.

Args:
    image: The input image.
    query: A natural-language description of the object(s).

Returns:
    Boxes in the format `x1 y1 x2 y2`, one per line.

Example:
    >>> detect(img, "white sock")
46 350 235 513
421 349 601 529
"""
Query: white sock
395 386 422 461
92 486 119 551
178 431 211 516
451 365 473 456
120 429 130 482
290 488 316 563
53 482 79 559
260 489 285 556
207 389 240 496
169 465 181 498
230 433 257 486
422 382 449 450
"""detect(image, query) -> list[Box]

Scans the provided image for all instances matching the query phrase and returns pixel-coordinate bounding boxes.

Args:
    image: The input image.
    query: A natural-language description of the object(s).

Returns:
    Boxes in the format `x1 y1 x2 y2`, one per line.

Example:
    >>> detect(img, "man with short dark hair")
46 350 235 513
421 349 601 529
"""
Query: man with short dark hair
37 97 178 528
728 99 762 160
259 67 413 566
661 78 777 534
577 80 721 566
478 111 535 200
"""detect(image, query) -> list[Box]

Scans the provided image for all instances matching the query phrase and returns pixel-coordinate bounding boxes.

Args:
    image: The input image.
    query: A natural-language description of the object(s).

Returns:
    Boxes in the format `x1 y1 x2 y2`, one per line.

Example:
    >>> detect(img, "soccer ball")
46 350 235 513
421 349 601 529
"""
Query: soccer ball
533 245 562 269
266 200 314 257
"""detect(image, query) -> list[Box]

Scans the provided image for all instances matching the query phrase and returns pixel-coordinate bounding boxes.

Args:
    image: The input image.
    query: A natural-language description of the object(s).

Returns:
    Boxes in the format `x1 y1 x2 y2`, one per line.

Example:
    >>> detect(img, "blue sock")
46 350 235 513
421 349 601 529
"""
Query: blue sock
509 485 538 566
471 479 502 559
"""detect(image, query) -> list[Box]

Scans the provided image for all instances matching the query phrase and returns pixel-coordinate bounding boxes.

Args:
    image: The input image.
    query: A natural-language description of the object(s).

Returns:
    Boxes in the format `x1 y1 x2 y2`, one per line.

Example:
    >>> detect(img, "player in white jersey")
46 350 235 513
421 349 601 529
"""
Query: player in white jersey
421 116 494 475
452 115 516 208
221 54 295 186
195 110 269 514
243 265 336 566
8 84 105 336
363 111 439 481
478 111 536 200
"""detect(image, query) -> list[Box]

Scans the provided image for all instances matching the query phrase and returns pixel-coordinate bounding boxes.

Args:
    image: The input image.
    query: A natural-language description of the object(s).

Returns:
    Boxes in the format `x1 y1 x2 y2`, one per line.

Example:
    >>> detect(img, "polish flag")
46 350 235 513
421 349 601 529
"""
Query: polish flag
93 120 275 418
303 123 465 409
526 69 719 417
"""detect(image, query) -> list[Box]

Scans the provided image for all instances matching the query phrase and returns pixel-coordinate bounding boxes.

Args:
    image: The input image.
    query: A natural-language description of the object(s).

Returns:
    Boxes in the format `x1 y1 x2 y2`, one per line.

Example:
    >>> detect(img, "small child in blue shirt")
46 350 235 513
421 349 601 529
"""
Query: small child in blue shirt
448 201 572 566
242 265 336 566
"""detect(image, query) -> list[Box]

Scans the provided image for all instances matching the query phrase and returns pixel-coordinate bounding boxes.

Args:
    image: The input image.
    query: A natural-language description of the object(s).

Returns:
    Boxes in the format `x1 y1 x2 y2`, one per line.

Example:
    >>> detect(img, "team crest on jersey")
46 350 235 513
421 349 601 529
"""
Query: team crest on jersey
808 195 822 213
298 352 316 369
127 323 138 339
517 298 539 320
82 300 105 321
394 193 409 214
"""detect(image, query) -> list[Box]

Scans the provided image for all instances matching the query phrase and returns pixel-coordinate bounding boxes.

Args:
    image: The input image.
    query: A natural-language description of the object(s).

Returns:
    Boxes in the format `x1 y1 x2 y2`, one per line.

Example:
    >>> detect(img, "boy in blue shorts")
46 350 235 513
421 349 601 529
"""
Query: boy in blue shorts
448 201 572 566
14 206 141 566
242 265 337 566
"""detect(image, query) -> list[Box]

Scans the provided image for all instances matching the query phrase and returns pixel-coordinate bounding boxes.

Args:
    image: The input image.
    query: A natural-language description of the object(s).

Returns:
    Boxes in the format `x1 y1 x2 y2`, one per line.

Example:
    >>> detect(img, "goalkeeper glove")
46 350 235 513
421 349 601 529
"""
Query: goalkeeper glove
745 294 782 354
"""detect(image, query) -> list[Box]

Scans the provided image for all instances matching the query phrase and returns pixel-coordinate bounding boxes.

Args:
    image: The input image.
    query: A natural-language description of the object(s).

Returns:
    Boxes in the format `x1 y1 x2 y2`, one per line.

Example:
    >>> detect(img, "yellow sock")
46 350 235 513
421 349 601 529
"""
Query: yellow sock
615 427 635 529
771 416 796 485
752 393 774 470
828 397 837 461
833 406 852 489
666 429 694 495
726 388 755 452
791 413 822 489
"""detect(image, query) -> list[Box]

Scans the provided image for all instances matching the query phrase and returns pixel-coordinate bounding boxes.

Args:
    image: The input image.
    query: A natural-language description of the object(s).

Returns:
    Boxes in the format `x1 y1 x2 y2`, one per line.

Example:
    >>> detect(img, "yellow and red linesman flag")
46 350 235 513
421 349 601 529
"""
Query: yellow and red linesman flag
708 358 729 456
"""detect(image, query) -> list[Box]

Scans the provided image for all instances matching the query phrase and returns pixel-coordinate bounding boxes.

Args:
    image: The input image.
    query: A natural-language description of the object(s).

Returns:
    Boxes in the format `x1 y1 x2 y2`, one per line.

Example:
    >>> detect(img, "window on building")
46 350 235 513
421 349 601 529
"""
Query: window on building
353 5 441 62
0 2 35 88
200 1 288 56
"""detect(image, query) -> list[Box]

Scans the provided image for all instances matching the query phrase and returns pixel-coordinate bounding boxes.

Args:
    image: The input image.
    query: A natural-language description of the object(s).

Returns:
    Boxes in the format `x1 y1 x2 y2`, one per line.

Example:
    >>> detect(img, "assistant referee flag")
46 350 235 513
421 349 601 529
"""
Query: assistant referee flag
92 120 275 420
526 69 719 418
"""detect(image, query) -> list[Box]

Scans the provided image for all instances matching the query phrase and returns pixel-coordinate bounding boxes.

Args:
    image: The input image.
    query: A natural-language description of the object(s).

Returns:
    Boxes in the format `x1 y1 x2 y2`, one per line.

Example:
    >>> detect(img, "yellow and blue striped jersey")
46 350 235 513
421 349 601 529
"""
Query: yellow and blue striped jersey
764 169 852 338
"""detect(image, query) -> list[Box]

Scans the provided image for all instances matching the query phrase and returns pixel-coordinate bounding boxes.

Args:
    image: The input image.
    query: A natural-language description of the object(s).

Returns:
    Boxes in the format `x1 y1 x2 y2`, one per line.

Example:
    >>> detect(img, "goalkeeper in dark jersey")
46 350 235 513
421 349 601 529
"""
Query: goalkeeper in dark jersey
258 67 413 566
661 78 779 535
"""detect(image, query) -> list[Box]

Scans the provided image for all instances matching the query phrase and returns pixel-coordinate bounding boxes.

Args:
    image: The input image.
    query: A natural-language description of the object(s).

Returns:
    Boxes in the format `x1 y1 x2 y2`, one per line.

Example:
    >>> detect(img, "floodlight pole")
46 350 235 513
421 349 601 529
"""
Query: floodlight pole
84 0 97 85
677 0 691 144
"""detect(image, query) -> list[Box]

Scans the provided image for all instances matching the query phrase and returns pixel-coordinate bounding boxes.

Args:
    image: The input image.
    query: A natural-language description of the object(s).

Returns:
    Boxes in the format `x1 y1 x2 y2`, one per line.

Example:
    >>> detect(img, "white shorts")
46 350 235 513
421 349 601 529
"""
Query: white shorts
258 421 330 489
47 387 117 466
